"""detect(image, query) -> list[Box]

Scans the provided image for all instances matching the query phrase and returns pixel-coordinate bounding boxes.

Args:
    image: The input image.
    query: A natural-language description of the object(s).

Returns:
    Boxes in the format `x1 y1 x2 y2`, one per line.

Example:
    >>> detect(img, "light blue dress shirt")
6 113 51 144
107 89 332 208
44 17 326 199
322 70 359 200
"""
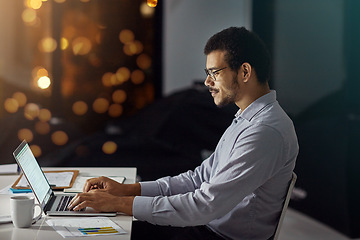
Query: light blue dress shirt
133 90 299 240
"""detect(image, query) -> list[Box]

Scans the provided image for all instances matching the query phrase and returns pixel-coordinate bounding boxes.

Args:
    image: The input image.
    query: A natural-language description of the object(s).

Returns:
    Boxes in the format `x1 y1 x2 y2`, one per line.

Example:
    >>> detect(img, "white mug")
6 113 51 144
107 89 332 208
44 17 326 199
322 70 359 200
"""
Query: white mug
10 196 43 228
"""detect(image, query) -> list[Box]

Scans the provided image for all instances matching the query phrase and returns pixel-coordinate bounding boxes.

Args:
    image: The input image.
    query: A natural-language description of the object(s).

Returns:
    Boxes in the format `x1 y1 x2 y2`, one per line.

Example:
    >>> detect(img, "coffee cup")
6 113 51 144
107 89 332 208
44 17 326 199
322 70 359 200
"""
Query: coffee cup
10 196 42 228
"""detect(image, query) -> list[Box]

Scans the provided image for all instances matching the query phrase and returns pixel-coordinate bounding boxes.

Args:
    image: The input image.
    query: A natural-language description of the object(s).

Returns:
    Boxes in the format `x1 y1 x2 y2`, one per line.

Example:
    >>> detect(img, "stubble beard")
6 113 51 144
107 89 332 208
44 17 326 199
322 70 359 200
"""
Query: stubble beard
215 75 240 108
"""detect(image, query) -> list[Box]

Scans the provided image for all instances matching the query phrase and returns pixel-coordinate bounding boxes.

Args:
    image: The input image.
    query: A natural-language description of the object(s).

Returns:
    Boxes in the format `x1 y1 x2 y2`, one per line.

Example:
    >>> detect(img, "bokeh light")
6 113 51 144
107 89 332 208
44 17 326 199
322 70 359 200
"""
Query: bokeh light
102 141 117 154
108 104 123 117
39 37 57 53
72 101 88 116
22 8 37 24
119 29 134 44
32 66 48 80
61 37 69 50
39 108 52 122
110 73 118 86
27 0 43 10
102 72 114 87
123 41 143 56
112 89 127 103
51 131 69 146
30 145 42 158
131 70 145 84
93 98 109 114
24 103 40 120
134 40 144 54
4 98 19 113
140 2 156 17
72 37 92 55
18 128 34 142
147 0 157 7
12 92 27 107
35 121 50 135
116 67 130 84
37 67 49 78
137 54 152 70
37 76 51 89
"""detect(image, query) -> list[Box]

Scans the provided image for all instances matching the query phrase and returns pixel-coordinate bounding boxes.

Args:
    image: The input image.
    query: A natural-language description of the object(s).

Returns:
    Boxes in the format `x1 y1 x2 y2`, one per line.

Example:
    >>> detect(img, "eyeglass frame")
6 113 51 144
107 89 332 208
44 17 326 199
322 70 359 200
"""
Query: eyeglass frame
204 67 228 81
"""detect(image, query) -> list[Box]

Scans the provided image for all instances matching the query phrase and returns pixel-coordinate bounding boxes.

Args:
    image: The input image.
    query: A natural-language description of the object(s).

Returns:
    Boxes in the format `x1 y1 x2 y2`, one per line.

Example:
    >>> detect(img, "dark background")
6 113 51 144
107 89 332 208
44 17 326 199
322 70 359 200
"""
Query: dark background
0 0 359 238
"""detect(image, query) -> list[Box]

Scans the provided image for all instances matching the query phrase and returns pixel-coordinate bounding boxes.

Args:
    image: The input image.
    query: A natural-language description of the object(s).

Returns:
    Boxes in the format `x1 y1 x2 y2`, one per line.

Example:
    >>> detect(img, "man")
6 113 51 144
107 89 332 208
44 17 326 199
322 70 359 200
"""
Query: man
69 27 298 240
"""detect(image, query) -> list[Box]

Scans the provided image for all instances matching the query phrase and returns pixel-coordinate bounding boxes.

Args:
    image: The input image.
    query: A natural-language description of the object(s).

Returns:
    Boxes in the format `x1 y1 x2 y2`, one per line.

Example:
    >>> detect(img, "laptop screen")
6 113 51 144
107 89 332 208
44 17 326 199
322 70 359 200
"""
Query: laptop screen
13 140 52 207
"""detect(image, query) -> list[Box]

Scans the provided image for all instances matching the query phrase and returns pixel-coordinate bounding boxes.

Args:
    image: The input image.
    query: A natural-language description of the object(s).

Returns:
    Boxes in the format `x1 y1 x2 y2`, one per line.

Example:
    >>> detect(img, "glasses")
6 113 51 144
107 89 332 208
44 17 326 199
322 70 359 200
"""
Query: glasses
204 67 227 81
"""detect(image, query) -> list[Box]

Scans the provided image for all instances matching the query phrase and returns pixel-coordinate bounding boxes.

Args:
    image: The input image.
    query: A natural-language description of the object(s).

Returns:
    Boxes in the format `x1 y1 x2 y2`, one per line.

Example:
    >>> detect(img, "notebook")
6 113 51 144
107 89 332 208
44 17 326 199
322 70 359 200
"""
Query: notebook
13 140 116 216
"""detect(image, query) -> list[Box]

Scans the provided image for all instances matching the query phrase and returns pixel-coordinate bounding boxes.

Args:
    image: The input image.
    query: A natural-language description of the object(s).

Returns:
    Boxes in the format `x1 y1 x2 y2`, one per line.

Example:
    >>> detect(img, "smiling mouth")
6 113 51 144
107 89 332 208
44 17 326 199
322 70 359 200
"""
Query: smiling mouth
209 88 219 96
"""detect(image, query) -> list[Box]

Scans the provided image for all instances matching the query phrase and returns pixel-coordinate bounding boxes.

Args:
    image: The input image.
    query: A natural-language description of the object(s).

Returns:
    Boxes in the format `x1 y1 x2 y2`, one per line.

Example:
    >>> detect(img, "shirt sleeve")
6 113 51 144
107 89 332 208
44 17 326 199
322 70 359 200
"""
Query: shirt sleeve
133 125 285 227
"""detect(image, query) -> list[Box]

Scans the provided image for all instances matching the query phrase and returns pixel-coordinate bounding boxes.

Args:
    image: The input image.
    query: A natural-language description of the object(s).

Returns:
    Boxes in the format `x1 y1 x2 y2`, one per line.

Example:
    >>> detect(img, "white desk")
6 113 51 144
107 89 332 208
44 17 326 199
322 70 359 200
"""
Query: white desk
0 167 136 240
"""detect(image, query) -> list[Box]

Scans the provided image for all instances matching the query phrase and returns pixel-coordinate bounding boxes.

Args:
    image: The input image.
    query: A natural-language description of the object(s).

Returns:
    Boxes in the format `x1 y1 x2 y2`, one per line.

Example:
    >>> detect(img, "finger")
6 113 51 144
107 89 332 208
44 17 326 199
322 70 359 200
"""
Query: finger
68 193 92 210
68 194 80 210
83 178 101 192
73 200 90 211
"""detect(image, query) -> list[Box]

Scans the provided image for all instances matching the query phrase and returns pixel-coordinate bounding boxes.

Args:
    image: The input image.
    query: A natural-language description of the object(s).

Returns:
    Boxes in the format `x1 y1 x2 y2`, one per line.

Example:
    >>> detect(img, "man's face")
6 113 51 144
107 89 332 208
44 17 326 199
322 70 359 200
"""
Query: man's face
204 50 240 107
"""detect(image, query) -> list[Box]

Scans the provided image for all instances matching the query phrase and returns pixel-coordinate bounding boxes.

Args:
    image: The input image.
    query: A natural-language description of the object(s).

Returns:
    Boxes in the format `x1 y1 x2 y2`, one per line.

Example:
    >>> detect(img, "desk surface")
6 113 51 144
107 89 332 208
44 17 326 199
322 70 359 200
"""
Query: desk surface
0 167 136 240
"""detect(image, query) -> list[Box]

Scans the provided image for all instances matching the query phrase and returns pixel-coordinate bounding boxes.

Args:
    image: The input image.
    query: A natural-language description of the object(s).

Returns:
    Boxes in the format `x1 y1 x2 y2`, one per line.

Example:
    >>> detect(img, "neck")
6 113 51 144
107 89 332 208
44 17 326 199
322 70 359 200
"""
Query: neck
235 83 270 110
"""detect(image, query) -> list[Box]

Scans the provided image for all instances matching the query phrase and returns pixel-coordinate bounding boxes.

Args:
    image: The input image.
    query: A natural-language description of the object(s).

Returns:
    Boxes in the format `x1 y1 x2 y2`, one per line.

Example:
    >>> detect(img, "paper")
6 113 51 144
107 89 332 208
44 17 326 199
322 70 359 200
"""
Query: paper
64 176 125 193
16 172 74 188
0 163 18 174
46 217 126 238
0 184 13 195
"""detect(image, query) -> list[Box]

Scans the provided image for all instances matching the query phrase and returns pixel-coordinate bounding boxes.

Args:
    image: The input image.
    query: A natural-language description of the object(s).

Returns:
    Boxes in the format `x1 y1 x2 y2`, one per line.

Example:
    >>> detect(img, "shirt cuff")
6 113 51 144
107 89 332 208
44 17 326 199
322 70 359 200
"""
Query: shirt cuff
133 196 154 222
139 181 161 196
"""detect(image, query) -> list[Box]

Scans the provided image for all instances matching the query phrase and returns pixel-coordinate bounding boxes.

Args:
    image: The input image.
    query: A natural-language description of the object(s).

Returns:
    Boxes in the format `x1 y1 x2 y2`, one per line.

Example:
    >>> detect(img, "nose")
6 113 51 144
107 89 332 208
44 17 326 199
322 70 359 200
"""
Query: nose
204 75 214 87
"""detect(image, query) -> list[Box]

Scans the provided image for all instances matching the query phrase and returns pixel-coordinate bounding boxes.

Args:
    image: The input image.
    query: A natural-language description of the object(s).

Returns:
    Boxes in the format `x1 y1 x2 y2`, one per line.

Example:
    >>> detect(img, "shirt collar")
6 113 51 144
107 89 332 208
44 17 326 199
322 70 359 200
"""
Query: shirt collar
235 90 277 121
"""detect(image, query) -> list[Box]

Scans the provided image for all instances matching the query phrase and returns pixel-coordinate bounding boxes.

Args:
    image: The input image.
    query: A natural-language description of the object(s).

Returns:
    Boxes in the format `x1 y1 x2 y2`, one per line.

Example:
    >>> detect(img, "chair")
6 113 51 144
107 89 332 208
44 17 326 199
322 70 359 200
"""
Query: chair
272 172 297 240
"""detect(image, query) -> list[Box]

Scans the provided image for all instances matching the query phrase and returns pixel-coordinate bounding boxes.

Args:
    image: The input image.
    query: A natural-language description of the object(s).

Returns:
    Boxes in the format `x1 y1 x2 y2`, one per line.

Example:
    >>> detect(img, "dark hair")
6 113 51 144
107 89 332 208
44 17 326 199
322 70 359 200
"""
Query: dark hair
204 27 271 83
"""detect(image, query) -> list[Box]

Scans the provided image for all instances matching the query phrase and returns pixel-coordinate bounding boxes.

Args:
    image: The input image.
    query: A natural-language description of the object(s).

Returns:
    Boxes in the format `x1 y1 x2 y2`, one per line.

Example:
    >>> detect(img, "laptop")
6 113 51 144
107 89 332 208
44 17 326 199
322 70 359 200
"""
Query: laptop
13 140 116 216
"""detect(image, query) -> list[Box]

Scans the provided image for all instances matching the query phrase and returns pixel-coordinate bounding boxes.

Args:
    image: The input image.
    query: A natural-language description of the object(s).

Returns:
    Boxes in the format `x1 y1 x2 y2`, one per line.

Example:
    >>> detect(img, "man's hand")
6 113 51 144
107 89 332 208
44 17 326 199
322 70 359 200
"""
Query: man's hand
83 176 141 197
68 190 135 215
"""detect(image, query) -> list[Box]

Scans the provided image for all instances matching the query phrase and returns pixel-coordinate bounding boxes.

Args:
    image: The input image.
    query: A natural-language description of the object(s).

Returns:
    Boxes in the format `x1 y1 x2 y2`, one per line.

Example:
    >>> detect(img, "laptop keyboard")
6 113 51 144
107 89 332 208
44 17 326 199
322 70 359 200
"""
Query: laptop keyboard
56 195 73 211
55 195 86 212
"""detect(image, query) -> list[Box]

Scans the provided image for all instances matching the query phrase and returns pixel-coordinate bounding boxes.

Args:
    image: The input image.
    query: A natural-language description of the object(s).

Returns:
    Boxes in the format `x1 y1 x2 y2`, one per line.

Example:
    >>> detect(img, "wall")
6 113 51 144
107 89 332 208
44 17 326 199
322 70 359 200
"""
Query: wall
273 0 345 117
272 0 360 237
162 0 252 95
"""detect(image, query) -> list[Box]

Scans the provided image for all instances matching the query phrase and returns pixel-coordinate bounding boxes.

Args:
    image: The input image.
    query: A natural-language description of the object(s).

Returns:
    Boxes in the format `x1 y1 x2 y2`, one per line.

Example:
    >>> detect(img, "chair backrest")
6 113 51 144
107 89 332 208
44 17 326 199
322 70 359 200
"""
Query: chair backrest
272 172 297 240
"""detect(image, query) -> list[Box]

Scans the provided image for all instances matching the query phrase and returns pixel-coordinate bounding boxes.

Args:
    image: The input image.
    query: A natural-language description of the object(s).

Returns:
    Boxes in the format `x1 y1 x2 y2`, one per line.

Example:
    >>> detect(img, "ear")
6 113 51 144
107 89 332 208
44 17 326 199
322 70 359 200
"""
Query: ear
241 63 252 82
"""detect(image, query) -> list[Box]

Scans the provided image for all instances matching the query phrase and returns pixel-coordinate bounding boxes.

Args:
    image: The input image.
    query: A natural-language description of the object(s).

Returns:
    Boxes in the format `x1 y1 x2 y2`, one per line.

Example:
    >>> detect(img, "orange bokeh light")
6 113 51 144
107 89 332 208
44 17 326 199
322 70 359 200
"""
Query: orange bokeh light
51 131 69 146
39 108 52 122
12 92 27 107
30 145 42 158
131 70 145 84
108 104 123 117
93 98 109 114
18 128 34 142
119 29 134 44
102 141 117 155
112 89 127 104
147 0 157 7
24 103 40 120
35 121 50 135
72 101 88 116
4 98 19 113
